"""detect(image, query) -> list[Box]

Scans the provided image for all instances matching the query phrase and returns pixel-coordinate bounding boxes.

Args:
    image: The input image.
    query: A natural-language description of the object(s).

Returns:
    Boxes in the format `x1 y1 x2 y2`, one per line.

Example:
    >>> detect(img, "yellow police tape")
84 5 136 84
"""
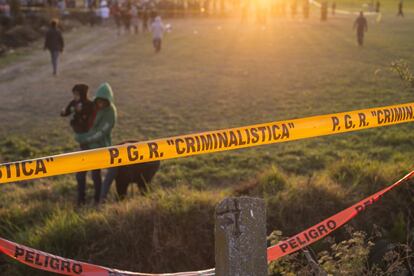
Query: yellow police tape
1 102 413 184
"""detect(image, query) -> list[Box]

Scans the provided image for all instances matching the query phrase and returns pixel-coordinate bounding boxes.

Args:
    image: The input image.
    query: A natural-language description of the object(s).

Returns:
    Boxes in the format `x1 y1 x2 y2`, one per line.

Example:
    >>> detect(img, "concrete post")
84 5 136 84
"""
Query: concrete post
215 197 267 276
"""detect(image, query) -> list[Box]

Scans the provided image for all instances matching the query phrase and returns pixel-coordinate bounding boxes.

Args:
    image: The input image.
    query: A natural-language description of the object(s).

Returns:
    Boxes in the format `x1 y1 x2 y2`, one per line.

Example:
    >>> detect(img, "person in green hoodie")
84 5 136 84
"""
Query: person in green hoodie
75 83 117 204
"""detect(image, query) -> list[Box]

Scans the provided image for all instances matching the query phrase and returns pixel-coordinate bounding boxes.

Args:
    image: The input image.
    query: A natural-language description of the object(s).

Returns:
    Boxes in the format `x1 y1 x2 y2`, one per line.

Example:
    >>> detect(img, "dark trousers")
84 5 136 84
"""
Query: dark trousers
76 145 102 205
100 167 119 201
357 32 364 46
153 38 162 52
76 169 102 205
49 50 59 75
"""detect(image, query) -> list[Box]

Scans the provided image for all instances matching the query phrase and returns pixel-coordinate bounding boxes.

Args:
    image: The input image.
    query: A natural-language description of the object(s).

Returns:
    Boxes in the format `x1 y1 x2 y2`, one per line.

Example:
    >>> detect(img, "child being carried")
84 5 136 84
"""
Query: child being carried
60 84 95 134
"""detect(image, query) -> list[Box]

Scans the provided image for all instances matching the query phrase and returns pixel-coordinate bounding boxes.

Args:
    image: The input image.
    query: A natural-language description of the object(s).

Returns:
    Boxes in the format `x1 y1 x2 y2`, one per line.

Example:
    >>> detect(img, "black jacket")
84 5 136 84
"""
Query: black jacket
61 91 95 134
44 28 64 52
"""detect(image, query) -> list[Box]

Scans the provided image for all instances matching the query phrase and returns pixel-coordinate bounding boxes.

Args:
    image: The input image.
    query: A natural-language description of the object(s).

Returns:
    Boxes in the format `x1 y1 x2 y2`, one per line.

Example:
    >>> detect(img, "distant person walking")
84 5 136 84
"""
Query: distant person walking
44 19 64 76
75 83 117 205
151 16 164 53
111 3 122 35
397 0 403 17
353 11 368 46
142 3 149 32
131 4 140 34
321 1 328 21
121 3 132 33
375 0 380 13
331 1 336 15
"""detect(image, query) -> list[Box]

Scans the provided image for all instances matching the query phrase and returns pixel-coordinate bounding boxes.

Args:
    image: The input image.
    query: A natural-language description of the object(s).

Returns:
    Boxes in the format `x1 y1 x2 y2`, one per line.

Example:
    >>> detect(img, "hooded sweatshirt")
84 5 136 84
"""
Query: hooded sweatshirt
75 83 117 149
151 16 164 39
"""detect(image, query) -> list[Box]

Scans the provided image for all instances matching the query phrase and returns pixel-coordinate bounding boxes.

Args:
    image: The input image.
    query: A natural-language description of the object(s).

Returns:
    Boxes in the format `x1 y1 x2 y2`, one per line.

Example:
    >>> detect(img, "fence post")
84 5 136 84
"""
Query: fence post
215 197 267 276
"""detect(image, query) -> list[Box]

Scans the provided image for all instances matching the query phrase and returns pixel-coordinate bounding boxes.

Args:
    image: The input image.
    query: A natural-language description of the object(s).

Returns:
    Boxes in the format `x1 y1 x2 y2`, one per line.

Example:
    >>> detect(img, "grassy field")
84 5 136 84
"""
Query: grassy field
1 2 414 274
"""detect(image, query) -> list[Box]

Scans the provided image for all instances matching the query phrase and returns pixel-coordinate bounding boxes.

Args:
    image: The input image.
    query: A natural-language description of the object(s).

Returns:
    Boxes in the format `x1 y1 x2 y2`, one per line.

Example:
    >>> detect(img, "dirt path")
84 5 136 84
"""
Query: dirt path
0 25 133 135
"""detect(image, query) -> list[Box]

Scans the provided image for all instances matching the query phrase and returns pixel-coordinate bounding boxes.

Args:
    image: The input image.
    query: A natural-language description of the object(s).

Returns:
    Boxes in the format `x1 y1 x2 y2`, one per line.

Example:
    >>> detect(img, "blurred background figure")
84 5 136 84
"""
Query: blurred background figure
375 0 380 13
131 4 140 34
302 0 309 18
397 0 403 17
321 1 328 21
354 11 368 46
151 15 164 53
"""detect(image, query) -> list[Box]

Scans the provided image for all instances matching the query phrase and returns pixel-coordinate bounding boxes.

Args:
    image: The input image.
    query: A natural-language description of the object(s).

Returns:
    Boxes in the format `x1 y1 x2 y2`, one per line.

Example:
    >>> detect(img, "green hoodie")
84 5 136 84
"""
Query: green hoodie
75 83 117 149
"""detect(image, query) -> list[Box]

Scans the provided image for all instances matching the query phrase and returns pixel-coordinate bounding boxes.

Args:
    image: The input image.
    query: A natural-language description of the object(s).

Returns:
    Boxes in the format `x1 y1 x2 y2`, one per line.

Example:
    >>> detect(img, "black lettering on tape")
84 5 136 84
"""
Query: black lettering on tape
327 220 336 230
281 124 290 139
317 225 328 235
25 250 34 263
384 109 391 123
288 239 298 249
228 131 238 147
377 110 384 124
344 115 352 129
72 263 83 274
127 145 139 161
195 136 201 152
15 163 20 177
184 137 196 153
61 260 70 272
331 116 340 131
296 235 307 245
258 126 266 142
395 107 403 121
217 132 228 148
406 106 413 119
148 142 160 158
250 128 259 143
245 128 251 144
272 125 281 140
6 164 11 178
22 161 33 176
175 138 185 154
358 113 368 127
34 253 42 265
14 246 24 258
279 243 289 253
35 160 47 176
237 130 246 145
200 134 213 151
309 229 319 239
50 257 59 270
108 148 120 165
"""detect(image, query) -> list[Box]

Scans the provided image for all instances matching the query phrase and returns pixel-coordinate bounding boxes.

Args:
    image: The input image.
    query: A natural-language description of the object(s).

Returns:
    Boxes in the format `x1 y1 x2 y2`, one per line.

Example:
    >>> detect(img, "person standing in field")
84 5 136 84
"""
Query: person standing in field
75 83 117 205
61 84 98 206
331 1 336 15
397 0 403 17
353 11 368 46
151 16 164 53
44 19 64 76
